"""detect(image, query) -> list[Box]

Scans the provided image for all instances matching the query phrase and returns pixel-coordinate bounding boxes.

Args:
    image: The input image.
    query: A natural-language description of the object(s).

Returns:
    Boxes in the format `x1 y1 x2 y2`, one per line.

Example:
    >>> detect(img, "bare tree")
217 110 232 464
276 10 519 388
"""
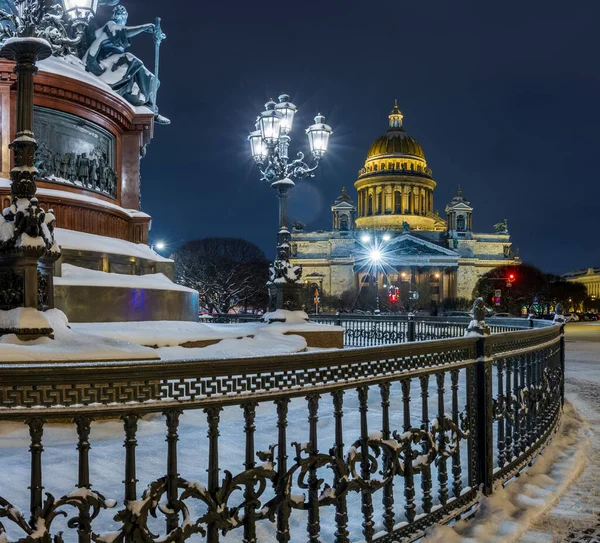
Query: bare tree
173 238 269 313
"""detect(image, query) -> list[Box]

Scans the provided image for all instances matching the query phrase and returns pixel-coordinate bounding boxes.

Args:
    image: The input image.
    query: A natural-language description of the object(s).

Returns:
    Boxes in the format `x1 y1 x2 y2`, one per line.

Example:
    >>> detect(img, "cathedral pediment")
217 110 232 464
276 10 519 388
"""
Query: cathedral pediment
387 234 459 258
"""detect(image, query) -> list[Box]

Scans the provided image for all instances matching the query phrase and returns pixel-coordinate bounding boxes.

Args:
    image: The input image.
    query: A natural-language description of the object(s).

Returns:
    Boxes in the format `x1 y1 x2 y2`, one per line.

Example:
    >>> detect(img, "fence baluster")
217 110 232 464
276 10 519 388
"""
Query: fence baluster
450 369 462 498
402 379 416 523
420 375 433 514
519 353 527 455
164 409 181 535
526 351 533 448
357 386 374 541
513 357 521 458
205 407 222 543
332 391 349 543
276 398 291 543
505 358 513 462
436 373 449 505
242 402 258 543
307 394 321 543
26 418 44 527
380 383 394 533
74 416 93 543
121 414 140 503
497 360 505 468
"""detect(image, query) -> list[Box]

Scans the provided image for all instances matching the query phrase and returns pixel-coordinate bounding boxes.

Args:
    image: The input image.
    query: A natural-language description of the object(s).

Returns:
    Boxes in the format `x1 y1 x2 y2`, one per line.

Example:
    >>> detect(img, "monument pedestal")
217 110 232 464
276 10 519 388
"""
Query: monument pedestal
267 282 305 319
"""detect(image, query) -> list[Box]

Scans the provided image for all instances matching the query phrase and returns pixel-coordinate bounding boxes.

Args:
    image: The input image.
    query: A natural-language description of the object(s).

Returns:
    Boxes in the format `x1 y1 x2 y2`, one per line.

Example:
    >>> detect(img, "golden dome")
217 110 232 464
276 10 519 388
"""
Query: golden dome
366 104 425 160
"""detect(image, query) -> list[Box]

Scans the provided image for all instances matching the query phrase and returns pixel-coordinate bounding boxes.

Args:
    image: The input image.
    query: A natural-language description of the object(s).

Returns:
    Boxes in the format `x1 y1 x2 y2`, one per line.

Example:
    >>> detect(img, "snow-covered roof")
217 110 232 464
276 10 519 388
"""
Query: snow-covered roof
54 229 172 262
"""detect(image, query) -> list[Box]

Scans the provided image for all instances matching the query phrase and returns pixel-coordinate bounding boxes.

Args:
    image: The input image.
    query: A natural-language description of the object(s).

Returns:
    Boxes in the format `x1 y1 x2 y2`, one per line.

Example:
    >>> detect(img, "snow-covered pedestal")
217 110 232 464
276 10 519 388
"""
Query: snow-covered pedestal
54 265 198 322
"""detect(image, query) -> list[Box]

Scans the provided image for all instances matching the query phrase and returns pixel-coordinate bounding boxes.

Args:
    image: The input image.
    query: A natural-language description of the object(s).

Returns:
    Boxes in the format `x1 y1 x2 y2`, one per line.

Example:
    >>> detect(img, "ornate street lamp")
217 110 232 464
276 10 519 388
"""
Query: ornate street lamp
249 93 332 318
63 0 99 22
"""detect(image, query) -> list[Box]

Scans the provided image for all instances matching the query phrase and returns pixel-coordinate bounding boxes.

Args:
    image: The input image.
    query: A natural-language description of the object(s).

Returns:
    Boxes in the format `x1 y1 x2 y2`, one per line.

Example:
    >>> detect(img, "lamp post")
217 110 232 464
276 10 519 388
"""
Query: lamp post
0 0 97 334
249 94 332 318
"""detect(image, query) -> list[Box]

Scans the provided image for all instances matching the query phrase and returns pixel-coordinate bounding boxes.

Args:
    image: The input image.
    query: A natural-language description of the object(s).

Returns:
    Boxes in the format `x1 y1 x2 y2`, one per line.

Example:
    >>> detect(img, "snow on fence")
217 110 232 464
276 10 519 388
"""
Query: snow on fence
0 319 564 543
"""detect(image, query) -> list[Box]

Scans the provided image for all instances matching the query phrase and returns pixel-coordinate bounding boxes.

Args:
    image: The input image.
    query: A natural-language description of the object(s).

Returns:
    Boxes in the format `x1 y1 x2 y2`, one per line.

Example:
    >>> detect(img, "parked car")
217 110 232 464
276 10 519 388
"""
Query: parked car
491 312 517 318
444 311 472 317
580 312 598 321
564 313 579 322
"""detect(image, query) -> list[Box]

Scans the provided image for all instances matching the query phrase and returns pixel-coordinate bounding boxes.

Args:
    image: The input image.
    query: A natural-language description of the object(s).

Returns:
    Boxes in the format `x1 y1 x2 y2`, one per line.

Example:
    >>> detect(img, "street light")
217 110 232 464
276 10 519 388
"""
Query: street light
249 94 332 316
63 0 99 23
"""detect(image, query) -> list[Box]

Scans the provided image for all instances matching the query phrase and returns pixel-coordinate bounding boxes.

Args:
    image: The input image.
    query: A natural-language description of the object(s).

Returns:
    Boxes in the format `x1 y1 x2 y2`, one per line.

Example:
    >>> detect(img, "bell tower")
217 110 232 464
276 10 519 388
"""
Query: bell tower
445 186 473 240
332 187 356 231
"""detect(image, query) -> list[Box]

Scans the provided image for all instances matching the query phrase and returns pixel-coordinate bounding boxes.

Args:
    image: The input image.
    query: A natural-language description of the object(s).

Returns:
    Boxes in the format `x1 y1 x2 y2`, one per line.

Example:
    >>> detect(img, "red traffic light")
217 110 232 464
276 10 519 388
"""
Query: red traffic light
508 273 515 282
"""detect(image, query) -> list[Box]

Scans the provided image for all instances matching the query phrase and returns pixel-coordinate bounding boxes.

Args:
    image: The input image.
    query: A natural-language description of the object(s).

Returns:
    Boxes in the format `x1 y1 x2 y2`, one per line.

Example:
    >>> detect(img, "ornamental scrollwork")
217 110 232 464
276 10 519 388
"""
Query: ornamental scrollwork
0 488 115 543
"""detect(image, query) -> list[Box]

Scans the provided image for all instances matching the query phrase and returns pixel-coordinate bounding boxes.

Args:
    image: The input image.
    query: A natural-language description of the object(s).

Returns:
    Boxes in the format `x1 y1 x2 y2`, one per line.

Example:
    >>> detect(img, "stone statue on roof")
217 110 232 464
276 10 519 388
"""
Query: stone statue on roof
83 5 170 124
493 218 509 234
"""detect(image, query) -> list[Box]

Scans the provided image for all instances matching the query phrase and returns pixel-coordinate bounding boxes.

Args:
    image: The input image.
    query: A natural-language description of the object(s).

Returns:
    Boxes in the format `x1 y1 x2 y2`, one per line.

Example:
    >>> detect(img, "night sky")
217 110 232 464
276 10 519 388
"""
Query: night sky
120 0 599 275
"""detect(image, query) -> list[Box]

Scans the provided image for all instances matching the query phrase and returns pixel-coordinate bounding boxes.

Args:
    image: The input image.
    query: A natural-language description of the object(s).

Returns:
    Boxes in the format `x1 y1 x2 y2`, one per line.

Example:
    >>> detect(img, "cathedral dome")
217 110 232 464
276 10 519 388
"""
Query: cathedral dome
366 104 425 160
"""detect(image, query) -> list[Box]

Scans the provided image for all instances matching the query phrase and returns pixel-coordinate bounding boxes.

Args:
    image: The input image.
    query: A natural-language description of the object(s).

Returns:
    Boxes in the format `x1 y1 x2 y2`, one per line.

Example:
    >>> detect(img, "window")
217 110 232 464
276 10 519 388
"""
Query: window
457 214 466 231
368 195 373 215
394 191 402 213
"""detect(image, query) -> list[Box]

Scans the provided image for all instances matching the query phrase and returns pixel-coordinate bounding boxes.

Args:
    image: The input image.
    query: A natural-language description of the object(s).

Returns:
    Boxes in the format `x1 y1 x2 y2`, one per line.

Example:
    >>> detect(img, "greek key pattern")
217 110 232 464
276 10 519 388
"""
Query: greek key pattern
0 381 159 408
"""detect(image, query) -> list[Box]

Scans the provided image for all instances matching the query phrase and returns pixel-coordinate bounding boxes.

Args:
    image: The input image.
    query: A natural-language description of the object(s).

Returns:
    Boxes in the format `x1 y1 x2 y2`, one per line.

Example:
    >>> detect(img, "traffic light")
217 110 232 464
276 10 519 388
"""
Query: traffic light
506 272 516 288
508 273 515 282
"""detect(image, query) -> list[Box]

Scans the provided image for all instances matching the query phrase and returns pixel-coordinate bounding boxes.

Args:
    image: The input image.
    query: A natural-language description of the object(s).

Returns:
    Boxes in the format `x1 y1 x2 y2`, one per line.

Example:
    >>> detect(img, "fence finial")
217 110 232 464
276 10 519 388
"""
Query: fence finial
466 297 490 336
553 303 566 324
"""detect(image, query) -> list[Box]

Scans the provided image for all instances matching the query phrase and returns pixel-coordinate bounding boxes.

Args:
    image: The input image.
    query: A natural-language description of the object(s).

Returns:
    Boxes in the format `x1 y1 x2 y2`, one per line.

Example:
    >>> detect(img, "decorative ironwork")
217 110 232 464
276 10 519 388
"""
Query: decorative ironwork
0 318 564 543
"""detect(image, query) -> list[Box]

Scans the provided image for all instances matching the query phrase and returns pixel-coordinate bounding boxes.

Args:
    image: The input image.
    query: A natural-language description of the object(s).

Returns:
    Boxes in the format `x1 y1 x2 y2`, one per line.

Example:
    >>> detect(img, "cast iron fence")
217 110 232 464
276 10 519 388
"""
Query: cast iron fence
0 319 563 543
199 313 538 347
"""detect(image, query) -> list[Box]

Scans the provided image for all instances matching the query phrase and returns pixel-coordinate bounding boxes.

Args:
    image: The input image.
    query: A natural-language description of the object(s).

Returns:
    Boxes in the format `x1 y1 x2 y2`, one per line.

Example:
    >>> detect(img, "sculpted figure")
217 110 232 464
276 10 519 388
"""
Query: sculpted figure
67 153 77 182
89 158 98 189
84 6 169 124
77 153 91 184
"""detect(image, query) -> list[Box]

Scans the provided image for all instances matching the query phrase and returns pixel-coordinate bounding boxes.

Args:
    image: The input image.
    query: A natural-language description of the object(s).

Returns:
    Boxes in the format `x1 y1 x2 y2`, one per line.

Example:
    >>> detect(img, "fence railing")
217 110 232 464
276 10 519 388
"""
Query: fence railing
200 313 541 347
0 319 563 543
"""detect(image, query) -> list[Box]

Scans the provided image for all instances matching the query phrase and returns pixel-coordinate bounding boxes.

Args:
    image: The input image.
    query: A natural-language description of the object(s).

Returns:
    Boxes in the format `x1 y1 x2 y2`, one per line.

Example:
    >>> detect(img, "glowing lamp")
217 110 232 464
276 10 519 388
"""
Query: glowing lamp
383 233 391 241
155 241 165 250
248 130 267 163
62 0 99 21
275 94 297 135
258 100 282 145
360 234 370 243
369 249 382 263
306 113 332 158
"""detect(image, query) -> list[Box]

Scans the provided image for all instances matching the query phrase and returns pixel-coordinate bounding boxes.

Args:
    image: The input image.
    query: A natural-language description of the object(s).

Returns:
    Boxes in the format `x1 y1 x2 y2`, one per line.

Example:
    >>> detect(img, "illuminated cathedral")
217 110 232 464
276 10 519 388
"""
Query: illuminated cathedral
290 103 520 303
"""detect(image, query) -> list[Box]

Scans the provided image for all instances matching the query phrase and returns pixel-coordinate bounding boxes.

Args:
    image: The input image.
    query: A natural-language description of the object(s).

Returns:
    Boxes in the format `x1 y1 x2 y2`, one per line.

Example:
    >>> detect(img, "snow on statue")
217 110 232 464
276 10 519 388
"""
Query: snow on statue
84 5 170 124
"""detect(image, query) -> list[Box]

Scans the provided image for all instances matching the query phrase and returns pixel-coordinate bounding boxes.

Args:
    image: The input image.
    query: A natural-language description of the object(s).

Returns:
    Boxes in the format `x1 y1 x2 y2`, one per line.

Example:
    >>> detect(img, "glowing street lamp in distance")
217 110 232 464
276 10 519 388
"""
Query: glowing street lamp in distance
369 248 382 263
382 233 391 241
360 234 371 243
155 241 166 250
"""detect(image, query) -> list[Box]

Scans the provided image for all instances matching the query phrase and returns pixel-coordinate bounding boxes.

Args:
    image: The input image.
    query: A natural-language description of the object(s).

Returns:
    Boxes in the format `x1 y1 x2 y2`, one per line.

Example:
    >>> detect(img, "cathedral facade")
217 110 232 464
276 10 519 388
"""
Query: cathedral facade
290 104 520 303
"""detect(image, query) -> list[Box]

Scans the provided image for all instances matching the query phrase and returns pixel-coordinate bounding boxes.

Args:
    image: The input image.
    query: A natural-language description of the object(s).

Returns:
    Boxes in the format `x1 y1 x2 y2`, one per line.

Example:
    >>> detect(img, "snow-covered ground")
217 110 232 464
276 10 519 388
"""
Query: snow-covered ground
518 323 600 542
0 311 342 362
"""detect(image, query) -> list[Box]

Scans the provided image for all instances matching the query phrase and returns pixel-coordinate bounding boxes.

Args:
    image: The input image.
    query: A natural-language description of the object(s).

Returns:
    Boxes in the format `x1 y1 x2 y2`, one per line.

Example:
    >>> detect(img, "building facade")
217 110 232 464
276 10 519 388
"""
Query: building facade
563 268 600 301
291 104 520 303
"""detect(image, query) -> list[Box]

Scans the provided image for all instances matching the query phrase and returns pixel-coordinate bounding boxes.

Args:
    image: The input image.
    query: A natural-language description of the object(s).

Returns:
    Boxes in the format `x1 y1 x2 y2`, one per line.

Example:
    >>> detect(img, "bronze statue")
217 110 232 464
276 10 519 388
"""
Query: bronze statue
83 5 169 124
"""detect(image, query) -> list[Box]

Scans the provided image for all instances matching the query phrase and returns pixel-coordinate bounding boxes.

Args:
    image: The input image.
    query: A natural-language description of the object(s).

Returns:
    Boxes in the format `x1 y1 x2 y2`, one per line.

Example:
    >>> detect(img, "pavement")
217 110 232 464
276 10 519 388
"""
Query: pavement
520 322 600 543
